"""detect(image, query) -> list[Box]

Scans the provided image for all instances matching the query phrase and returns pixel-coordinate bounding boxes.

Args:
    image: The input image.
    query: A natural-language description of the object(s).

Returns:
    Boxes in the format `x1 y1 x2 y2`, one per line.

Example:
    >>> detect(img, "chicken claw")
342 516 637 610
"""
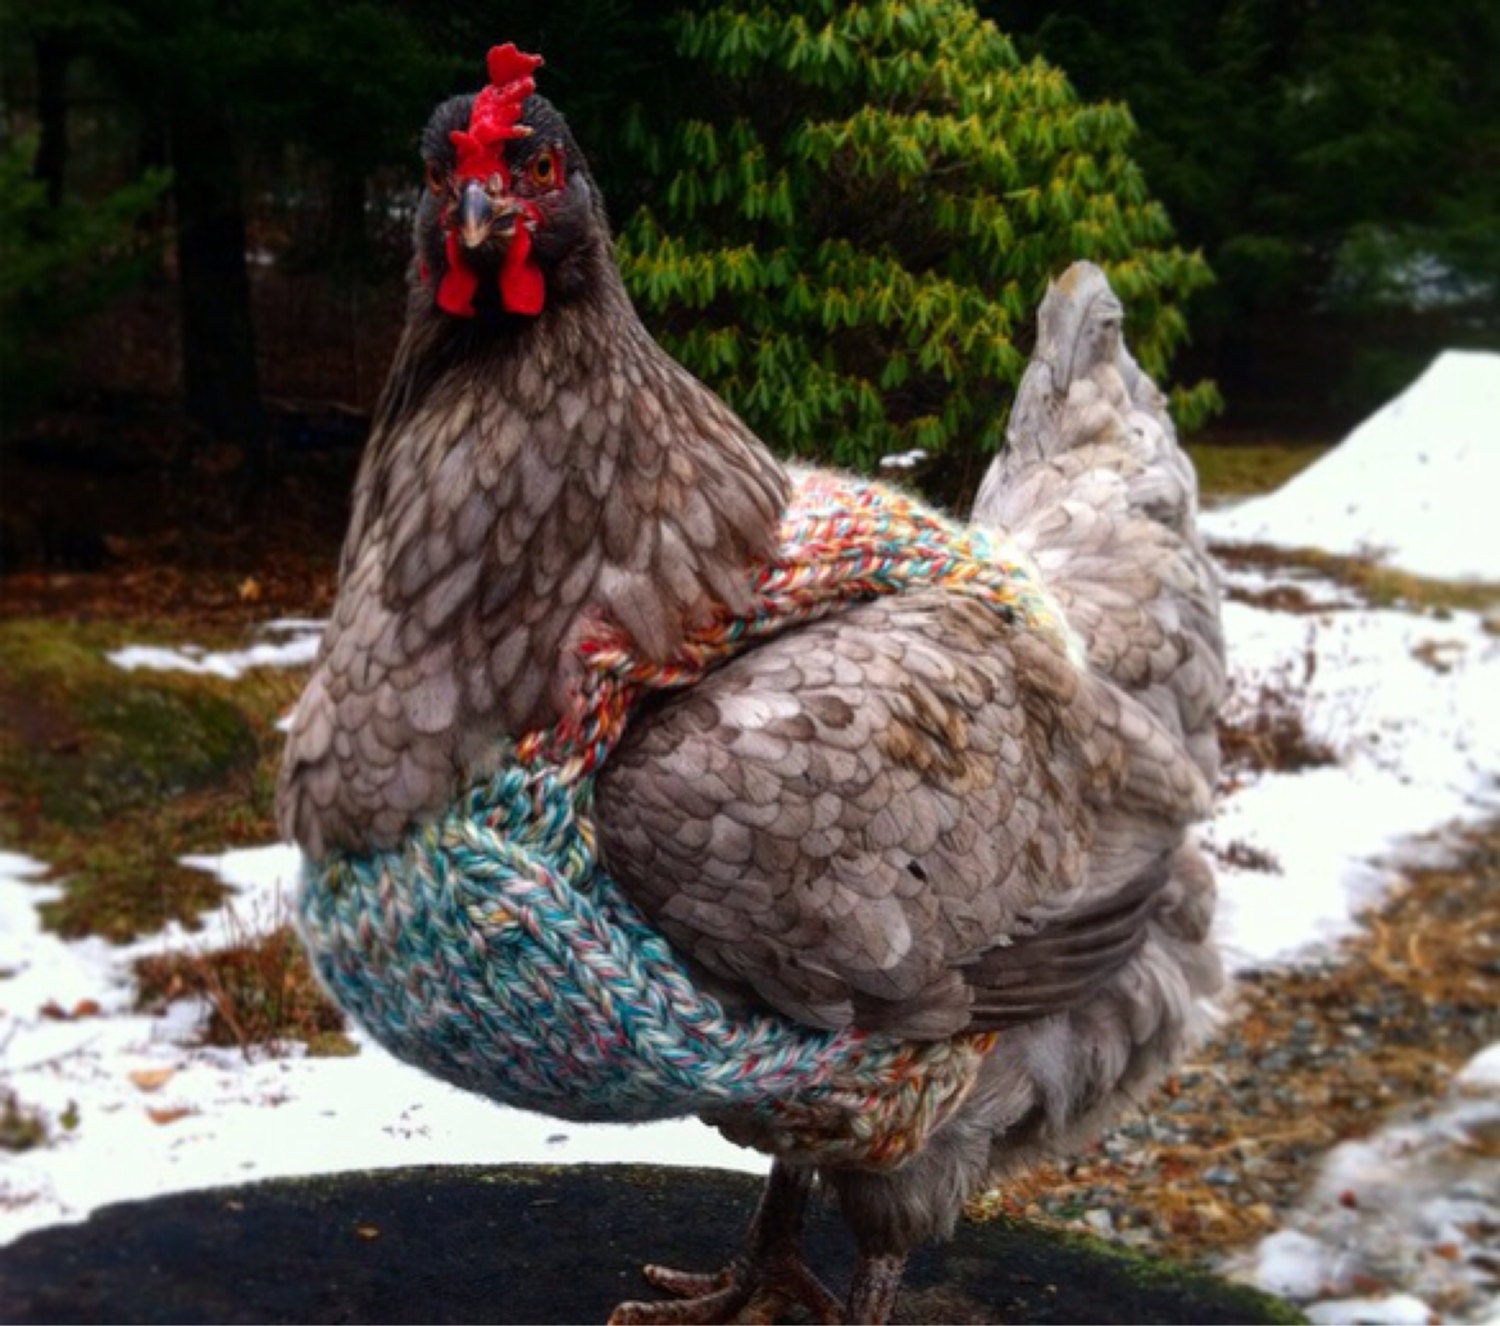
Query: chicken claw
608 1163 840 1325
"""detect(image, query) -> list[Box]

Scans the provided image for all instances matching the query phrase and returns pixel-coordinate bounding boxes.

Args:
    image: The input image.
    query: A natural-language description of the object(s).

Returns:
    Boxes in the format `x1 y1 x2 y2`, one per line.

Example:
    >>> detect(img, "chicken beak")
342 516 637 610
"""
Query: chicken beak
458 180 497 250
457 180 524 253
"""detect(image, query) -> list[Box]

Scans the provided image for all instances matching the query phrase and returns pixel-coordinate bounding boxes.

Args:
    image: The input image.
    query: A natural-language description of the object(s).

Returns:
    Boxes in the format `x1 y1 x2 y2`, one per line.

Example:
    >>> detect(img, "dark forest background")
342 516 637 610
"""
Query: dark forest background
3 0 1497 571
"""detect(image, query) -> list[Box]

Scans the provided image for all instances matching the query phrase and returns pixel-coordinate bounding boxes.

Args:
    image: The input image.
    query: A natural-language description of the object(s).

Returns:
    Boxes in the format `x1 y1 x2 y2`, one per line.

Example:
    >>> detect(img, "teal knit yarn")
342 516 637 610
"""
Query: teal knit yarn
296 474 1071 1163
297 751 1000 1165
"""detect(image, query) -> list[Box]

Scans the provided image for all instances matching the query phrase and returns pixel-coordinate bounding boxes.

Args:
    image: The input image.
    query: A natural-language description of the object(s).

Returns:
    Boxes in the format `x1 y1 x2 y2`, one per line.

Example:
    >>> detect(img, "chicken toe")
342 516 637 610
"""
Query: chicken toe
608 1163 840 1325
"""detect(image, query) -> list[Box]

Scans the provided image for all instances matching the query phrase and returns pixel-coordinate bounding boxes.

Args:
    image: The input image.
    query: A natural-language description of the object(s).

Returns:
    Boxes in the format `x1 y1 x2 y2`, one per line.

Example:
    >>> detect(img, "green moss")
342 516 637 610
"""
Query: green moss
1016 1218 1308 1324
1187 440 1333 501
39 851 228 943
0 620 258 832
1 1090 50 1152
0 617 307 942
304 1030 361 1057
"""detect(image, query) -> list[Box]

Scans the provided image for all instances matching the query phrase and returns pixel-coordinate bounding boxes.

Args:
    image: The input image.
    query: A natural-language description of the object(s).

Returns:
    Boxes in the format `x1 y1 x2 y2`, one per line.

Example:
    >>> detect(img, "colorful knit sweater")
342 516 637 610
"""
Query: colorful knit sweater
297 471 1076 1169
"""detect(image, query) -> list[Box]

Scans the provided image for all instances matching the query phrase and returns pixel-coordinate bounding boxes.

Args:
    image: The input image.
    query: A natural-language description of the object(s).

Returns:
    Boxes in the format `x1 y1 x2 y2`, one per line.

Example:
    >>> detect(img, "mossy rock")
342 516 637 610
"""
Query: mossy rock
0 1164 1301 1324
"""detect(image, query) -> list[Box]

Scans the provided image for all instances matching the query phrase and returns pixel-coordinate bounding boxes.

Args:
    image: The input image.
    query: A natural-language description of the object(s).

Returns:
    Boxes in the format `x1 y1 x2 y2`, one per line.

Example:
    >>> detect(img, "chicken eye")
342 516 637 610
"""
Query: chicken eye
425 163 446 195
528 151 560 189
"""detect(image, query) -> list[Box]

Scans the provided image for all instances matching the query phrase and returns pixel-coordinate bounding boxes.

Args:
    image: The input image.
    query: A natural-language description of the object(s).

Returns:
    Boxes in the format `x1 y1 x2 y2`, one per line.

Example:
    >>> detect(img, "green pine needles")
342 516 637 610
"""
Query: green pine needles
618 0 1218 481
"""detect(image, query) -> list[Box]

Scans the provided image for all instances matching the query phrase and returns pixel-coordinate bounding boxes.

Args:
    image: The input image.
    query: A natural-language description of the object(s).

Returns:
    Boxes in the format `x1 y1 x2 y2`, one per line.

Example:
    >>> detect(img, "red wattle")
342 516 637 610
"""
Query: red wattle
437 232 480 317
500 224 545 316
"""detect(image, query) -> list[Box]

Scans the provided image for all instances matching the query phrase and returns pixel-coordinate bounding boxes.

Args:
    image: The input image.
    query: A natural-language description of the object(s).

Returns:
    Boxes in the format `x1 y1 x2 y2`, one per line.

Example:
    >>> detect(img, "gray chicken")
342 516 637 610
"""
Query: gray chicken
280 44 1225 1326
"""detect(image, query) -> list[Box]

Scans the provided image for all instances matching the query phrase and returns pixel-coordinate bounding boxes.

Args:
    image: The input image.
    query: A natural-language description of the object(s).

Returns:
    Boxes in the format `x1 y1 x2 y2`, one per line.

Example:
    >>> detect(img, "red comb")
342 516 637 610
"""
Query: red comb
451 44 543 182
487 43 543 94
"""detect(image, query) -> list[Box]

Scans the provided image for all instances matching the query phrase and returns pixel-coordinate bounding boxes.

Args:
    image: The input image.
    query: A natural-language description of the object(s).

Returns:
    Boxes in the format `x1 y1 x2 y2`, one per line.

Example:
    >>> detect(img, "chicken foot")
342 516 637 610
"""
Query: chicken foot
608 1161 842 1325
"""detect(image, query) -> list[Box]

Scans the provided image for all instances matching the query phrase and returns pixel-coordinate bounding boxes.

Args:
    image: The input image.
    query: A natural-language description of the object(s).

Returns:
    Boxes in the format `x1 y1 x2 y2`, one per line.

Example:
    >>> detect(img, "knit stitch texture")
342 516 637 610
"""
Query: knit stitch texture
298 472 1076 1168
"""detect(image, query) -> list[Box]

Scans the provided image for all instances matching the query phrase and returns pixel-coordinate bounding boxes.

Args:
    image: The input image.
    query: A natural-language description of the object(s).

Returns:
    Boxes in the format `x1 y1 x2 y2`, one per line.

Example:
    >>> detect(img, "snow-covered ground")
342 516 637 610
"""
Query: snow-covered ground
1206 572 1500 973
3 357 1499 1320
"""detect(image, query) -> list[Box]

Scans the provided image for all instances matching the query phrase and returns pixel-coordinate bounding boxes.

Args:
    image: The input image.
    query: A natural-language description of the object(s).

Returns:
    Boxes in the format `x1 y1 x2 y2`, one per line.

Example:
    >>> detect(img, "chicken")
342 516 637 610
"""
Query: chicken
280 45 1225 1326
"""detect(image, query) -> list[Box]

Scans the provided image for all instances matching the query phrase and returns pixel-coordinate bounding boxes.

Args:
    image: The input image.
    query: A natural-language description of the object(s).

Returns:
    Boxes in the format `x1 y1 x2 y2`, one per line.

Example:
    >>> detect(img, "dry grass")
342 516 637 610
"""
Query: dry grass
1217 653 1338 790
1218 695 1337 786
134 920 353 1058
1215 542 1500 615
1213 839 1283 873
1222 581 1327 615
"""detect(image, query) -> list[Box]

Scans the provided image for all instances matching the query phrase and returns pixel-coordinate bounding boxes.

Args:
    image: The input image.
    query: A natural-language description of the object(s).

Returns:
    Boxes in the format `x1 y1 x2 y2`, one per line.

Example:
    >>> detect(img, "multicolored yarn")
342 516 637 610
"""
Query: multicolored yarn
298 472 1075 1169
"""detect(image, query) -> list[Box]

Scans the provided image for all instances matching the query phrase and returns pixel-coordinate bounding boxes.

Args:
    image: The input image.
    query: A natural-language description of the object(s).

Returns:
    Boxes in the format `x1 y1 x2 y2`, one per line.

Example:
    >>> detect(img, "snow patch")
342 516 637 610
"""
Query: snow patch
107 619 324 681
1203 350 1500 583
879 448 927 471
0 849 49 880
1305 1294 1436 1325
1456 1044 1500 1094
1235 1041 1500 1324
1247 1229 1346 1299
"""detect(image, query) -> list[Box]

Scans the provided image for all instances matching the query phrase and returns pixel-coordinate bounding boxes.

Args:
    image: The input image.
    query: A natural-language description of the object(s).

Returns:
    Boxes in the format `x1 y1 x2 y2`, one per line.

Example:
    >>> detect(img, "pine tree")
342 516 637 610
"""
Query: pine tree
617 0 1216 488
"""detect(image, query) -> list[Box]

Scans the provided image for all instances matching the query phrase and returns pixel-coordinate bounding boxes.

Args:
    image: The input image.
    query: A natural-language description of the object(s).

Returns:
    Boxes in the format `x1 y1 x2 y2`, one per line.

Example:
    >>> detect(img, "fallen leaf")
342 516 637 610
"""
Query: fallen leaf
1460 1116 1500 1157
38 999 102 1021
147 1106 194 1126
239 576 263 602
1411 638 1465 675
129 1067 177 1093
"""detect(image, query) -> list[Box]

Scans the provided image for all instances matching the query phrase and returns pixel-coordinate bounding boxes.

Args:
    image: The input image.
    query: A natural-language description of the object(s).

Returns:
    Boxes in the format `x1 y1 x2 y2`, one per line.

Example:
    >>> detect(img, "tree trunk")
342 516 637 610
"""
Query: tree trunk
168 99 269 491
33 34 70 208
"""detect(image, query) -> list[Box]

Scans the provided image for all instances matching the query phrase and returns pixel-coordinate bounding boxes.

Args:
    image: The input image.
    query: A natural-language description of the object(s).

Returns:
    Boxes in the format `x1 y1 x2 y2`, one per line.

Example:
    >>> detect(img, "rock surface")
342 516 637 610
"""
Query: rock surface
0 1164 1298 1324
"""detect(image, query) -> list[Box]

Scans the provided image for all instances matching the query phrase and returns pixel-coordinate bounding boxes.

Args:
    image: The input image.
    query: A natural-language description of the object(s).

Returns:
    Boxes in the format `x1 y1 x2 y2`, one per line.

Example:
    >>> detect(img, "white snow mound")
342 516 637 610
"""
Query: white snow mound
1202 350 1500 583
